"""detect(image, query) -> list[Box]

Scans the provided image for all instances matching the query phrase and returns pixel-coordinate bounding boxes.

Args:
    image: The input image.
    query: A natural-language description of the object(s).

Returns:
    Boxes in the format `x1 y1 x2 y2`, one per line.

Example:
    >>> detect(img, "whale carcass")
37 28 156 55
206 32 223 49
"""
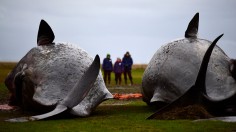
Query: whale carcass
141 13 236 120
5 20 113 122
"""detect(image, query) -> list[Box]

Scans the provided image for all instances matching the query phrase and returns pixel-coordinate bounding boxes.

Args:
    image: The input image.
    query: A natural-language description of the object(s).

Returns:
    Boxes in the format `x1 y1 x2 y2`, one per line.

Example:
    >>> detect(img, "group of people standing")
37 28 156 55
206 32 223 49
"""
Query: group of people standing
102 51 133 86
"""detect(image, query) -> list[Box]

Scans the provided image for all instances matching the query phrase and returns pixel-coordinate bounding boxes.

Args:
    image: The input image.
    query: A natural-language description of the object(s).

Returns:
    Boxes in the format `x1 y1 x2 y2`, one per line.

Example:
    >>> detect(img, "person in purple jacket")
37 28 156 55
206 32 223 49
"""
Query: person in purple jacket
122 51 133 85
114 58 124 85
102 54 113 85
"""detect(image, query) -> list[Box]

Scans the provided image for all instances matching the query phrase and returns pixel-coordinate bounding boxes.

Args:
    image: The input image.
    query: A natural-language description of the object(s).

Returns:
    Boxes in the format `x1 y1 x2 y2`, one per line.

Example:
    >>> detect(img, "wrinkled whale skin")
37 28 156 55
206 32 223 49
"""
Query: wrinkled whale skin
142 34 236 107
142 38 235 104
5 43 112 116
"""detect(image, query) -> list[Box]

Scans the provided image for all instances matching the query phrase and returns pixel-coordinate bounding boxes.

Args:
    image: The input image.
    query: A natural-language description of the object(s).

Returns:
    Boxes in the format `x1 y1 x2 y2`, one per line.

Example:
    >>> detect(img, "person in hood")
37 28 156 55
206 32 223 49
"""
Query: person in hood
114 57 124 85
102 54 113 85
122 51 133 85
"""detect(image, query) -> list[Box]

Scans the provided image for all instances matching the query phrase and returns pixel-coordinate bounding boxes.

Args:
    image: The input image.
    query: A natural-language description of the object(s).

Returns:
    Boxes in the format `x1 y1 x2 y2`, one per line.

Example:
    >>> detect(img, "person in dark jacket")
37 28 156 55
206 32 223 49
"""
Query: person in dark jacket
114 57 124 85
102 54 113 85
122 51 133 85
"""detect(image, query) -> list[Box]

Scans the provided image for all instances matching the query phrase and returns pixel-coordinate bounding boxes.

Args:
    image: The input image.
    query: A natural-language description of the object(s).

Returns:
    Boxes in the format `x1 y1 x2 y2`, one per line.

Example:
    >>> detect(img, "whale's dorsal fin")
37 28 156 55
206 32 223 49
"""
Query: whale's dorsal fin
37 20 55 46
185 13 199 38
195 34 223 94
61 55 100 108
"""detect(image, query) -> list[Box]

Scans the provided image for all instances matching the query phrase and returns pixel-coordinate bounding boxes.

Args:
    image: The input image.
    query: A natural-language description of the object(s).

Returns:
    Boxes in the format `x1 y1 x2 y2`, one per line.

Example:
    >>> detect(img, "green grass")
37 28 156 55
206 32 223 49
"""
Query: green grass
0 62 15 104
0 100 236 132
0 62 236 132
101 68 144 87
0 84 9 104
0 62 16 83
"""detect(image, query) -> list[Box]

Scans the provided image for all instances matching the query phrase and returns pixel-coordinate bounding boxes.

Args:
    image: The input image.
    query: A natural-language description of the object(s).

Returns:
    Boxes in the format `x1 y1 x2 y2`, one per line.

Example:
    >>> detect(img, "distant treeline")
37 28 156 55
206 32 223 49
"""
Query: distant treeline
0 62 147 70
132 64 147 69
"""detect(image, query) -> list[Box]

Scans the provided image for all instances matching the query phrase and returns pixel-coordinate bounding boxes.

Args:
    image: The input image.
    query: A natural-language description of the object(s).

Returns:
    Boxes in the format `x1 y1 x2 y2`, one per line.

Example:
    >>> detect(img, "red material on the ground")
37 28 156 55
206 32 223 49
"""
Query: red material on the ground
113 93 142 100
0 104 15 110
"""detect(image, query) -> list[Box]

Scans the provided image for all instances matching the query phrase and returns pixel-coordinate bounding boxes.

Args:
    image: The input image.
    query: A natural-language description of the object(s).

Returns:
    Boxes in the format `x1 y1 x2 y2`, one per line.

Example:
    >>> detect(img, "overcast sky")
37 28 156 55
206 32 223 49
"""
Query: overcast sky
0 0 236 64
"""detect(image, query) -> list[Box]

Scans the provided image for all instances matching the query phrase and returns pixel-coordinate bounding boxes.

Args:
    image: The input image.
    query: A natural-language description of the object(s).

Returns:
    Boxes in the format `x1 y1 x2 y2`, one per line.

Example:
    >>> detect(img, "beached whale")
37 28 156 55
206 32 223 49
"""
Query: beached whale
5 20 113 122
142 13 236 120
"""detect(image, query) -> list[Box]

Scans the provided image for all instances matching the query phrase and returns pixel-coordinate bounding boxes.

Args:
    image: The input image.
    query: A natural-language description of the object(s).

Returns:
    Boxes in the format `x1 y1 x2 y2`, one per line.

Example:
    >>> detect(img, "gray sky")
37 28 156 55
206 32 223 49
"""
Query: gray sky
1 0 236 64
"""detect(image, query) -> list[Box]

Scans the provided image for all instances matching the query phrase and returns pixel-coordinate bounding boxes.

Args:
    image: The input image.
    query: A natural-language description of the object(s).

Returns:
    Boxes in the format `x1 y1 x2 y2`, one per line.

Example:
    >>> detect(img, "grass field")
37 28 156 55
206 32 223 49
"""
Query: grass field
0 62 236 131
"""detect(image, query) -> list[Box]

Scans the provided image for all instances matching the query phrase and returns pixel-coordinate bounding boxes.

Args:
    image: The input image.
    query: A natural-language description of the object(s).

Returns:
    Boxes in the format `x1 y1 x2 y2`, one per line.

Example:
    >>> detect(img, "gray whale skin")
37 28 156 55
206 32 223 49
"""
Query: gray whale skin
5 20 113 122
142 13 236 122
